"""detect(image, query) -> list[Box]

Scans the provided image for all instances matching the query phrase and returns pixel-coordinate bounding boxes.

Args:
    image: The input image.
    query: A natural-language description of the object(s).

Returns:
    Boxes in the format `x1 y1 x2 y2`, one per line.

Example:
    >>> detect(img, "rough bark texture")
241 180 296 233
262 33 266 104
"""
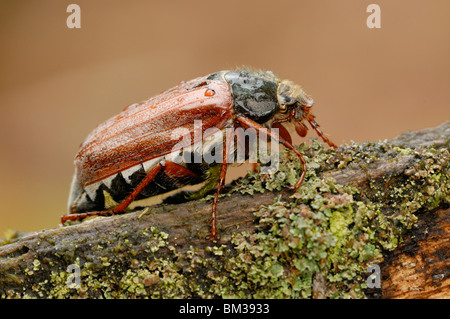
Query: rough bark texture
0 121 448 299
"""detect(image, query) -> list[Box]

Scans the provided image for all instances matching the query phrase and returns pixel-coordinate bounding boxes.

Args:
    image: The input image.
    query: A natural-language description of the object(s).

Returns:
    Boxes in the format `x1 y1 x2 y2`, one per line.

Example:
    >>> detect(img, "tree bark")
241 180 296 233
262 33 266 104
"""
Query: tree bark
0 121 448 299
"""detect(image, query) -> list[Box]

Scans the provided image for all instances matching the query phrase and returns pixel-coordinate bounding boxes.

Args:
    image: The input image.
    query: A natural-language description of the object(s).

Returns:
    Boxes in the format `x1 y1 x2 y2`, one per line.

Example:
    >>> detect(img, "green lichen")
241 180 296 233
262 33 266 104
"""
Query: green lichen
212 176 379 297
42 228 176 299
209 140 448 298
2 139 448 299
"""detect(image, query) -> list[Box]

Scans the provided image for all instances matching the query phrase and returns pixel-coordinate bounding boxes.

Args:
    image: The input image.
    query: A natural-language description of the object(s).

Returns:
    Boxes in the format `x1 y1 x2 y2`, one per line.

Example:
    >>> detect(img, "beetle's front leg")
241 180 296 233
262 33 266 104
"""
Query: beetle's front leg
236 116 308 191
207 126 233 241
306 114 338 149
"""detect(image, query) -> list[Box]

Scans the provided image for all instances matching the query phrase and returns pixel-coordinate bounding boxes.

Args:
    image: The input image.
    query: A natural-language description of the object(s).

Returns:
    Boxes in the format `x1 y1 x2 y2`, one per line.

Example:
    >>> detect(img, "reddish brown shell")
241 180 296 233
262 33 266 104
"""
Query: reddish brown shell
75 75 233 185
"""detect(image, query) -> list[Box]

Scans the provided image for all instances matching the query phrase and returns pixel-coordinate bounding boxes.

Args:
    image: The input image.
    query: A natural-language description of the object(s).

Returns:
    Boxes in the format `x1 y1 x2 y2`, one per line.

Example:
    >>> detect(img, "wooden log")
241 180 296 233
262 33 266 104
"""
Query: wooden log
380 207 449 298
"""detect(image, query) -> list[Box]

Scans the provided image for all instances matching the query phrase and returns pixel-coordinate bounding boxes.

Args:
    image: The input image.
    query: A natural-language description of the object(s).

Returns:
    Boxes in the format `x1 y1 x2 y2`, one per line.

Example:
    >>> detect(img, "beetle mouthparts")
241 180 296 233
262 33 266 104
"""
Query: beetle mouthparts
295 120 308 137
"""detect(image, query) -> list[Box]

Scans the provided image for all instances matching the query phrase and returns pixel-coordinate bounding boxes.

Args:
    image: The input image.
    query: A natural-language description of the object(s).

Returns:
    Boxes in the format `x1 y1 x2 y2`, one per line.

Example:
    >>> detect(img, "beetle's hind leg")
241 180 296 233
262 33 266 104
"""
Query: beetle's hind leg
236 116 308 191
207 127 234 241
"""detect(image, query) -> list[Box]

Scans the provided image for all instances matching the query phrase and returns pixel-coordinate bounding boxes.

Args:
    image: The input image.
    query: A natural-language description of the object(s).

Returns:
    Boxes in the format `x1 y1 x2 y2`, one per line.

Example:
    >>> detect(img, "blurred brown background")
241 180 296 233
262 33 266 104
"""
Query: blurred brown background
1 0 449 232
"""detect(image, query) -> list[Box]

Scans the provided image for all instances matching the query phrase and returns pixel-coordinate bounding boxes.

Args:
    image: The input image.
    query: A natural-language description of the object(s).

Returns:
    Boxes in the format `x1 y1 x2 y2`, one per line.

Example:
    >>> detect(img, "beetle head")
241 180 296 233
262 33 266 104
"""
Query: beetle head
273 79 314 138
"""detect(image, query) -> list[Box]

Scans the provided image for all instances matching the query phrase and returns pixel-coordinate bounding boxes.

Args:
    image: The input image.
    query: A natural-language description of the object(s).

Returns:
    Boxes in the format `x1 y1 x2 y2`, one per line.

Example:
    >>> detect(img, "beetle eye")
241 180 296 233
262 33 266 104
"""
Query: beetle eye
280 104 288 113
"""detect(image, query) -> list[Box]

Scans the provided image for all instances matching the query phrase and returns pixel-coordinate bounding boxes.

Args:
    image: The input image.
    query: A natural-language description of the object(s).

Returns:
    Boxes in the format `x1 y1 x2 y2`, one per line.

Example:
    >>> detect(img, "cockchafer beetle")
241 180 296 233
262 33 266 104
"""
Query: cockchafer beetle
62 68 337 240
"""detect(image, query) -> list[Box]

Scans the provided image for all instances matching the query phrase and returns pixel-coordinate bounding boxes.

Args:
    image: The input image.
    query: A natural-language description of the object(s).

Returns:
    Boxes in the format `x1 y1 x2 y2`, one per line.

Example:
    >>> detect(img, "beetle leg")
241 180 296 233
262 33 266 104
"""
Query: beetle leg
306 114 337 149
163 160 201 184
235 125 259 173
207 127 233 240
111 163 163 213
236 116 307 191
61 209 113 223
